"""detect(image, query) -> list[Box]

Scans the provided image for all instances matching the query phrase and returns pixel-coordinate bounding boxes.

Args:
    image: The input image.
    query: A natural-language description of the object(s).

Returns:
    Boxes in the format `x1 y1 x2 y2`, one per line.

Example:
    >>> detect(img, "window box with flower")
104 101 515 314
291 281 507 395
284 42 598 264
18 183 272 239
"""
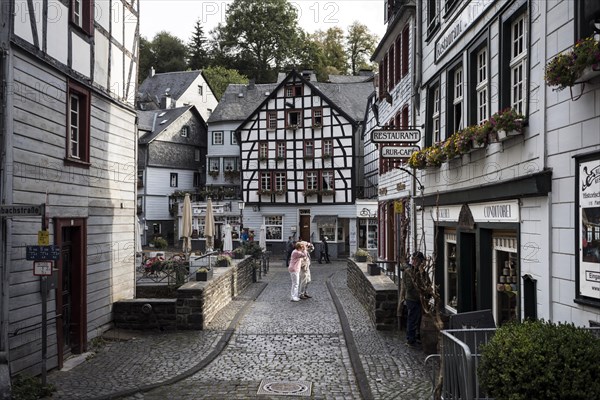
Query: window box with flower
257 189 273 196
545 36 600 91
216 254 232 267
208 170 219 178
275 156 285 162
490 108 524 141
259 156 268 163
287 124 299 130
321 189 335 196
469 121 491 149
274 189 287 196
408 149 427 170
322 153 332 160
303 189 319 197
425 143 446 168
224 169 239 181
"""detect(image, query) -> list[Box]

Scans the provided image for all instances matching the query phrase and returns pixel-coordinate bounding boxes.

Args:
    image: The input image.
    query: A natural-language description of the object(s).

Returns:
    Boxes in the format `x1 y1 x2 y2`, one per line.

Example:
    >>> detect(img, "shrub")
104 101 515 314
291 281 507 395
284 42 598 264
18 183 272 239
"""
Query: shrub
11 375 56 400
151 236 168 250
242 241 263 259
478 320 600 400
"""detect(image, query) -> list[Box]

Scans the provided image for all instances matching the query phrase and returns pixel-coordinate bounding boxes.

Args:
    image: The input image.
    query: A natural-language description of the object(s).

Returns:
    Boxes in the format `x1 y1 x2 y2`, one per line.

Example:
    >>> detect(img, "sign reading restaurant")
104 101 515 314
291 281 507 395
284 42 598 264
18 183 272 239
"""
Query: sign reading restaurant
435 0 494 62
371 129 421 143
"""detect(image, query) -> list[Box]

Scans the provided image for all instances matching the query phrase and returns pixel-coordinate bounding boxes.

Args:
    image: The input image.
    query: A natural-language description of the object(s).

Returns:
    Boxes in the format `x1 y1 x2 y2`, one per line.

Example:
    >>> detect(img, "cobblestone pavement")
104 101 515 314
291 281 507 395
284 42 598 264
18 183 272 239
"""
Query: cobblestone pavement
45 260 434 399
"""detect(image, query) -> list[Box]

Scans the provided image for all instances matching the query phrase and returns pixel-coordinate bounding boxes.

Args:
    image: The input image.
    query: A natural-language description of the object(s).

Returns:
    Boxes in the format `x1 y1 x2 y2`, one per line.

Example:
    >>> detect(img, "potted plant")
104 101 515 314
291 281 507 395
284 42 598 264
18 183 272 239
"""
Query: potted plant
216 254 232 267
545 36 600 91
151 236 168 250
368 262 380 275
355 248 369 262
490 108 525 140
232 247 245 259
408 149 427 170
196 267 213 281
425 143 446 167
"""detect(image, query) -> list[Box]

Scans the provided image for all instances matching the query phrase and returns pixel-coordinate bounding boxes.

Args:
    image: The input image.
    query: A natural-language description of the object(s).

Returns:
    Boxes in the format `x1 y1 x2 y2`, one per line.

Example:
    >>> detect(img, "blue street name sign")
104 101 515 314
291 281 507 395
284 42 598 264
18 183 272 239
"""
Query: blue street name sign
26 245 61 261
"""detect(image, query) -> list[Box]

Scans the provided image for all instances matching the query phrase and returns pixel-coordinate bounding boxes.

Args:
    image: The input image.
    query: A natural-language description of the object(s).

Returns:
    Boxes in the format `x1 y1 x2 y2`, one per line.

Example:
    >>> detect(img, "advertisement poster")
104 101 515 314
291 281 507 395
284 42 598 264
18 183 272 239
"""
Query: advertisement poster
579 158 600 300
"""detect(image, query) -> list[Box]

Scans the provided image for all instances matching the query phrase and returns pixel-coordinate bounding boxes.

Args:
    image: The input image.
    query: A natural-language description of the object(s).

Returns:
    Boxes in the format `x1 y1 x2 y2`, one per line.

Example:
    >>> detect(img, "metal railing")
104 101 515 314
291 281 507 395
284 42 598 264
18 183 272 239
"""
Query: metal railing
136 251 219 285
432 327 600 400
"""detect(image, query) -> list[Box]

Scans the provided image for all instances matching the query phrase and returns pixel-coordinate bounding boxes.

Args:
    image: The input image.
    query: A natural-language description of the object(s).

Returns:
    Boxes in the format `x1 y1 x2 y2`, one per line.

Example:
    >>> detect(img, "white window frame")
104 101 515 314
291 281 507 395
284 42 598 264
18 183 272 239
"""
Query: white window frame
69 93 80 159
510 13 527 114
181 126 189 137
432 86 440 143
476 47 488 124
453 66 463 133
274 172 286 191
170 173 178 187
264 215 283 241
306 171 318 191
213 131 224 145
322 170 334 190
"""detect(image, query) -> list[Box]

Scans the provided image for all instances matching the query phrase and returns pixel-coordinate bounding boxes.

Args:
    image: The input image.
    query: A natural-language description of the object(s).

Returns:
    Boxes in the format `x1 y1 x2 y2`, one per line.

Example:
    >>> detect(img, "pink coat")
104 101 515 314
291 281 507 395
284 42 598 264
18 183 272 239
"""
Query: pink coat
288 249 306 273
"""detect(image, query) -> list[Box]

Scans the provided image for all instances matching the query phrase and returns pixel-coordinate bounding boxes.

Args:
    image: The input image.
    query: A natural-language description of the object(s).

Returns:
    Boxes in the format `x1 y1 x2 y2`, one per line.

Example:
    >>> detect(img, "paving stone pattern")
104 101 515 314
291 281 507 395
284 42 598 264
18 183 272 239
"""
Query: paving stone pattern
45 261 434 400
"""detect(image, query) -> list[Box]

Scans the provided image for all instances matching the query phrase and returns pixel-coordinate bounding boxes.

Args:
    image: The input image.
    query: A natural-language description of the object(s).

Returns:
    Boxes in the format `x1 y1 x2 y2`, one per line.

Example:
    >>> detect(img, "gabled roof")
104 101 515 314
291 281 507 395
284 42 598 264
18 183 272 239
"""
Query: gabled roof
138 70 203 104
138 105 202 144
211 70 373 126
207 82 279 124
327 74 374 84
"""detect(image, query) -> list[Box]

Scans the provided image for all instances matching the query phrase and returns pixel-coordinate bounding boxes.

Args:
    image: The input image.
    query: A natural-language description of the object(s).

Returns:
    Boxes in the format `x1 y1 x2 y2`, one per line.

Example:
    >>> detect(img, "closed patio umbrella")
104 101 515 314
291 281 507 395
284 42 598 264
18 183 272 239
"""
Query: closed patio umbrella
259 224 266 251
205 198 215 251
223 223 233 252
182 193 193 257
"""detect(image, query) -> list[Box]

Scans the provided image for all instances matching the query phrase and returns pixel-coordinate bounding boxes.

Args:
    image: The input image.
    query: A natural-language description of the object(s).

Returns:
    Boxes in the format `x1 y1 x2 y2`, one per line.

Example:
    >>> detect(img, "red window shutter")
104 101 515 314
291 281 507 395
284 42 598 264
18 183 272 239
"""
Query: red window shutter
402 27 409 77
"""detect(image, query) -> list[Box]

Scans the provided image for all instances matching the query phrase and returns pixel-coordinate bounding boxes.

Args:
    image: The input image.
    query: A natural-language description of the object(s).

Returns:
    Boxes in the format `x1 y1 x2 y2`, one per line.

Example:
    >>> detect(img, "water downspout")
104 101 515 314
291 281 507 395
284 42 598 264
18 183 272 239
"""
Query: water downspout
412 1 422 252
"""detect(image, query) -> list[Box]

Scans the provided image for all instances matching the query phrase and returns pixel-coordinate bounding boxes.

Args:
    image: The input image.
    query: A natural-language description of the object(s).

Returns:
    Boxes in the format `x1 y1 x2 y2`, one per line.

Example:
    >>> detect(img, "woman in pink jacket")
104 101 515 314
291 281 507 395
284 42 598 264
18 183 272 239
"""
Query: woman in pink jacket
288 242 307 302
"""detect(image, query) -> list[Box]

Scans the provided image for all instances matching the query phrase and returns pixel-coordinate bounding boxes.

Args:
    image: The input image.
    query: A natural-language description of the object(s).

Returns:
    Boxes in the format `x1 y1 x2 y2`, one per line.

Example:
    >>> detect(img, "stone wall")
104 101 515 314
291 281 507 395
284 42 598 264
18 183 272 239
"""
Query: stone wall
347 260 399 330
114 257 257 331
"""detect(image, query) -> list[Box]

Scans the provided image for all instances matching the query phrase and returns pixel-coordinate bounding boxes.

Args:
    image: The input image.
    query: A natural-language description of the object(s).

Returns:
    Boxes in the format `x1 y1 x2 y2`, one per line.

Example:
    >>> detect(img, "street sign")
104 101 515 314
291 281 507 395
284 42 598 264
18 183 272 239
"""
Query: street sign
26 245 60 261
0 204 44 216
371 129 421 143
33 261 53 276
38 230 49 245
380 146 420 158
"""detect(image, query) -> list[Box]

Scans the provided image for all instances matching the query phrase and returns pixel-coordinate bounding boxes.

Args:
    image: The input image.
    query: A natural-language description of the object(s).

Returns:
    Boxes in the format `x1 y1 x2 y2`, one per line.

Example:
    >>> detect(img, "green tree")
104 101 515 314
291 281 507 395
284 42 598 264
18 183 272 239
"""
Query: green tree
346 22 378 75
321 27 348 74
202 66 248 100
188 19 209 70
217 0 301 82
139 31 188 82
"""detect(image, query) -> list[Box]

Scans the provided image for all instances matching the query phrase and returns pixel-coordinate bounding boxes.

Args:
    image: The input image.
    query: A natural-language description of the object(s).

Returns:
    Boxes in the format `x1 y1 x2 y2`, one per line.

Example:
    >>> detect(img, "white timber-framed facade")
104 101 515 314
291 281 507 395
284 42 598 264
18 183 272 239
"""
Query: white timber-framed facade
1 0 140 382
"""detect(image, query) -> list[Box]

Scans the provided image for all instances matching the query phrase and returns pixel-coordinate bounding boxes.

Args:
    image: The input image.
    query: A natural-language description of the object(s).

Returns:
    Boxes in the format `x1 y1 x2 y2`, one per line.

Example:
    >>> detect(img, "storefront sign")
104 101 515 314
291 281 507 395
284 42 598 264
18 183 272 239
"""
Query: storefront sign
435 0 494 62
435 206 461 222
578 156 600 300
371 129 421 143
470 200 520 223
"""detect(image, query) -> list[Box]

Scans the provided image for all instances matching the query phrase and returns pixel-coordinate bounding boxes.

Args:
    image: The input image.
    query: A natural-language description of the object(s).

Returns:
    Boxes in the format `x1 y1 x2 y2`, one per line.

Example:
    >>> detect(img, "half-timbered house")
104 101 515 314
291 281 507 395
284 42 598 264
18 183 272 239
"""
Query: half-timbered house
137 105 207 246
236 70 373 257
0 0 140 383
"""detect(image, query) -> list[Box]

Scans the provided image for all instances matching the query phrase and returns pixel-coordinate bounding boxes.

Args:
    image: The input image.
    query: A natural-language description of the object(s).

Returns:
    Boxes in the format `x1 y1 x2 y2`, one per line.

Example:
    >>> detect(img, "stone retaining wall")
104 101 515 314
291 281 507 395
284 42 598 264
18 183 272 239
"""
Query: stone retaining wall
113 257 256 331
347 260 399 330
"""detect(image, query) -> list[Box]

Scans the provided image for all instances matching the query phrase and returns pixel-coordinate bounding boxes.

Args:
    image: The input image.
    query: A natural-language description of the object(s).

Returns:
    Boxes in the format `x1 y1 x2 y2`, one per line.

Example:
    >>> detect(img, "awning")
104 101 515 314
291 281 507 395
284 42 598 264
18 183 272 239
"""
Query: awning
312 215 338 226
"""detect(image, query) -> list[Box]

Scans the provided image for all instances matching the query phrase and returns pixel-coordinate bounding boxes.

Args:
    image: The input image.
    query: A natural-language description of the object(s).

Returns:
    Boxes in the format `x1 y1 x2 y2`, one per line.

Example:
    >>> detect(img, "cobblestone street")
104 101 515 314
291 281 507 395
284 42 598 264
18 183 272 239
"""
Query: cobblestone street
46 261 433 399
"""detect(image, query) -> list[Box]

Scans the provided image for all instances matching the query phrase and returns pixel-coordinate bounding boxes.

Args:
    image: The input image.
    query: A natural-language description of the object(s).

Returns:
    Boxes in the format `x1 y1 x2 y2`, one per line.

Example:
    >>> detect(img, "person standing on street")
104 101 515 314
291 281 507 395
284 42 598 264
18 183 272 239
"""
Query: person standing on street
401 251 425 347
288 242 307 302
298 240 314 299
318 236 331 264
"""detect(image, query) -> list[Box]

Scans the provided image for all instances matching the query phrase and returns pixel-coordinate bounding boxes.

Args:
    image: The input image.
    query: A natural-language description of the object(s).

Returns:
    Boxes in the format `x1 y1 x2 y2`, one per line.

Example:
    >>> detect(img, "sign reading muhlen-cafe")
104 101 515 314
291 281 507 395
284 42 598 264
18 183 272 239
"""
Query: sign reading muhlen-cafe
371 129 421 143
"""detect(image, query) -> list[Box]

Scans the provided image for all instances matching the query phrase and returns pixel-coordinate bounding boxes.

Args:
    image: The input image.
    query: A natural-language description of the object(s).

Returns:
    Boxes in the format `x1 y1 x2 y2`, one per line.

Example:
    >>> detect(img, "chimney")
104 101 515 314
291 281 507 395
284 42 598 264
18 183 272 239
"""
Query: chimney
359 69 374 77
149 66 155 78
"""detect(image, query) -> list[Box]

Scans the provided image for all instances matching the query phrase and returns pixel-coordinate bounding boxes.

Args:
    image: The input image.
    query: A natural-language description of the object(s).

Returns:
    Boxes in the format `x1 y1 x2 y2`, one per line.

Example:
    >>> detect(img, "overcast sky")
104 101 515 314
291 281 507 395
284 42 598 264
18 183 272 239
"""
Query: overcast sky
139 0 386 43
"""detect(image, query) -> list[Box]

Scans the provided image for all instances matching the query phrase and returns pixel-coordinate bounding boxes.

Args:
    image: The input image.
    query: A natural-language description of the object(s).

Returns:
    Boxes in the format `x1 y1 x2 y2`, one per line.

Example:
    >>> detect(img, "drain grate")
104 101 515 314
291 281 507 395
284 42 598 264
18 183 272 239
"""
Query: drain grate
257 379 312 397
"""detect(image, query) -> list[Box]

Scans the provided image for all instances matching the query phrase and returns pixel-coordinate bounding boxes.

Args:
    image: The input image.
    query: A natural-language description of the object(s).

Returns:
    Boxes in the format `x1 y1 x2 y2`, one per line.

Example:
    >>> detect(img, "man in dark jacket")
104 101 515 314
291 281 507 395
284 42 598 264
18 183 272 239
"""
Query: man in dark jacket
318 236 330 264
285 236 295 266
401 251 424 347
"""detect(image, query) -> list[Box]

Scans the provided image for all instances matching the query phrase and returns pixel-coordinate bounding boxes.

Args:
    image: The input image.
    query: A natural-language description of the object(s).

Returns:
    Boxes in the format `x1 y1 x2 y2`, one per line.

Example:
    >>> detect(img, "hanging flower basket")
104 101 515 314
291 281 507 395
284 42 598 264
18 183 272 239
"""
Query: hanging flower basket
575 64 600 84
545 36 600 90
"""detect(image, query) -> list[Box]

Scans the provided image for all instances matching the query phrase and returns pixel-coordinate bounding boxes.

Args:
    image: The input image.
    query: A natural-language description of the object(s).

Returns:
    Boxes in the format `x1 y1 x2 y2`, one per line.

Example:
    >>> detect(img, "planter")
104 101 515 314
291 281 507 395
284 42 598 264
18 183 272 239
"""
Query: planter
420 313 440 355
471 140 486 149
355 255 367 262
233 252 244 259
196 269 213 281
575 64 600 84
216 259 230 268
368 263 380 275
497 129 522 141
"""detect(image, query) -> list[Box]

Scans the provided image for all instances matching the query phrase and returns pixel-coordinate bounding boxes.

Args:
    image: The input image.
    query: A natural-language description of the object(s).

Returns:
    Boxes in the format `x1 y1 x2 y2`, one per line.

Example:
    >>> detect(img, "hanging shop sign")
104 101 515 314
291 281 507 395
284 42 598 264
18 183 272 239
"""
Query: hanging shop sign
380 146 420 159
371 129 421 143
577 155 600 301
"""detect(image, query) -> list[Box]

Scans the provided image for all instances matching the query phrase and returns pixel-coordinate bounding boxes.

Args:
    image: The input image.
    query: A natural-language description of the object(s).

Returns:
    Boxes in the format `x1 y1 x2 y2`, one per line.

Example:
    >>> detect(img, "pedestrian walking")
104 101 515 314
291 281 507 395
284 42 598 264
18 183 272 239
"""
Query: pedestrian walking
285 236 295 266
318 236 331 264
288 242 308 302
400 251 425 347
298 240 314 299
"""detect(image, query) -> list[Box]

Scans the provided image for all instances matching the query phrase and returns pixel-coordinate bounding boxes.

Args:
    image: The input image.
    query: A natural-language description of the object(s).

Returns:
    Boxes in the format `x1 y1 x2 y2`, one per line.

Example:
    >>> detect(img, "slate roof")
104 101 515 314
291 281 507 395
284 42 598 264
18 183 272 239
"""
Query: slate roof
208 73 373 124
138 70 202 103
327 74 373 84
138 106 192 144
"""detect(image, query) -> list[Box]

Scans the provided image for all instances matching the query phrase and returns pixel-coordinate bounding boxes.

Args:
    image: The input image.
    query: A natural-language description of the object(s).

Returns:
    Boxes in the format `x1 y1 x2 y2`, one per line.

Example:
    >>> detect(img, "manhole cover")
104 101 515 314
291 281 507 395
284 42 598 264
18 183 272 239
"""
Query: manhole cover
257 379 312 397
